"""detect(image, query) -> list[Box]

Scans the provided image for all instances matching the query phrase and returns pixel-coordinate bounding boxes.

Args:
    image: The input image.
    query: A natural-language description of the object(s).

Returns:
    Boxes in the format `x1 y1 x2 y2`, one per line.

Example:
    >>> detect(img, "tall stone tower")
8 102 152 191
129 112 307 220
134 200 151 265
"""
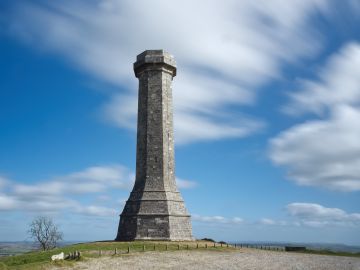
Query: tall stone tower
115 50 193 241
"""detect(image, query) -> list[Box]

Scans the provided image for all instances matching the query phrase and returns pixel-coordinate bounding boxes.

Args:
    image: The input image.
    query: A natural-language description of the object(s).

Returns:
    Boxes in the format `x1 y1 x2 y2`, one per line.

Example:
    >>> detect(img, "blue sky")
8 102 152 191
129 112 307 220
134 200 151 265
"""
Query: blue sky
0 0 360 245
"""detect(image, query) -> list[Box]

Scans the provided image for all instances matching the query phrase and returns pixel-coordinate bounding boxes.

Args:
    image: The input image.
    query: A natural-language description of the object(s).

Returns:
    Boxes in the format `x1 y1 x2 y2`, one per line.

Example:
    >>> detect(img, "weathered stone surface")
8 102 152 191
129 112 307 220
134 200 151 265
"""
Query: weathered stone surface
116 50 193 241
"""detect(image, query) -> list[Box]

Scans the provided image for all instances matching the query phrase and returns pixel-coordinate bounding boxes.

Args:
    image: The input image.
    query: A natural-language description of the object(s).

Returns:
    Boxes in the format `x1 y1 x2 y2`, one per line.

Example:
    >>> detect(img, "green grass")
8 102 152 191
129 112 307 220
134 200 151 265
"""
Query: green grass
4 241 358 270
0 241 231 269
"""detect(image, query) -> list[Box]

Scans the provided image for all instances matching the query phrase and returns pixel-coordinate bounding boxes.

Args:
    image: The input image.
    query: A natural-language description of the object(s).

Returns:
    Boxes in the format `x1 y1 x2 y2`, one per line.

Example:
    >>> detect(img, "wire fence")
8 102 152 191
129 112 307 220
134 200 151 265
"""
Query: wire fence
81 242 287 257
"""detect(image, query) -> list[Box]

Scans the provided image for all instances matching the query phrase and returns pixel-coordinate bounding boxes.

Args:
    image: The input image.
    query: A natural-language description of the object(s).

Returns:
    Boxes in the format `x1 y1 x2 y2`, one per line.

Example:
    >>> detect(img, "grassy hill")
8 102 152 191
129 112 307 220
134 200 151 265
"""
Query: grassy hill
1 241 359 270
0 240 228 270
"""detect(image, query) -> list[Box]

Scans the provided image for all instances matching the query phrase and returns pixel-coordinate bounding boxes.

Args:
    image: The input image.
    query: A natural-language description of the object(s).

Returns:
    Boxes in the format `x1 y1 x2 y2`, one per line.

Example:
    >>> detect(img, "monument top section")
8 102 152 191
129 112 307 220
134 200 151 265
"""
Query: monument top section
134 50 177 77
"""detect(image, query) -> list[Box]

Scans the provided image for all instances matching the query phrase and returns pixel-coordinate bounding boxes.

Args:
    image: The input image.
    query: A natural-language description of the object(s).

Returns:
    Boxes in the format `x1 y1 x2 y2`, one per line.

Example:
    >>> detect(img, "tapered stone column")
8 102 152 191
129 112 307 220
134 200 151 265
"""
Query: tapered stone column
115 50 193 241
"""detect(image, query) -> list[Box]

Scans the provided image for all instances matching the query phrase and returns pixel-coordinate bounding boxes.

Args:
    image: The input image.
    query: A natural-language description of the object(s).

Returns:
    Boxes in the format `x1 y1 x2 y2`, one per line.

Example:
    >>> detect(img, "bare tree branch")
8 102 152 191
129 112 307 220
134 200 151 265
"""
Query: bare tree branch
28 216 63 251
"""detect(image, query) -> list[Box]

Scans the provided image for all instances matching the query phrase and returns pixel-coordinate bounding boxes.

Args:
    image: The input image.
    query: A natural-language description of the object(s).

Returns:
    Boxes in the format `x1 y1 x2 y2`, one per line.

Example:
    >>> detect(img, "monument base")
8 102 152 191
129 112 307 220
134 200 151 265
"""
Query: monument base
115 214 193 241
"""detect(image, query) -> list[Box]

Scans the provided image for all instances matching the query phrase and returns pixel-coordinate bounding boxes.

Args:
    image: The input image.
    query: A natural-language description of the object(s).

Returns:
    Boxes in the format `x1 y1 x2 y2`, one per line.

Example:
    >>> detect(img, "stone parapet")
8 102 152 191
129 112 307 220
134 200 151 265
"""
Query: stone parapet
134 50 176 77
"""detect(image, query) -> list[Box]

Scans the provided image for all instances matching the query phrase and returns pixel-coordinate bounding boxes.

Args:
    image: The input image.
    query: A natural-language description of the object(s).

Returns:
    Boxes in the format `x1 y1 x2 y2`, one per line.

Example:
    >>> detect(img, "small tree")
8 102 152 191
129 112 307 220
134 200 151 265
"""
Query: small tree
28 216 63 251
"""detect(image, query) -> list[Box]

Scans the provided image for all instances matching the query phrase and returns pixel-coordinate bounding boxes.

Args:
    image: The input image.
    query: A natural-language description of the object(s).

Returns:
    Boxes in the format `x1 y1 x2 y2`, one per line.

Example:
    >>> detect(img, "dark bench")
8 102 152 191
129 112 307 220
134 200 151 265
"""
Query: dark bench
285 246 306 252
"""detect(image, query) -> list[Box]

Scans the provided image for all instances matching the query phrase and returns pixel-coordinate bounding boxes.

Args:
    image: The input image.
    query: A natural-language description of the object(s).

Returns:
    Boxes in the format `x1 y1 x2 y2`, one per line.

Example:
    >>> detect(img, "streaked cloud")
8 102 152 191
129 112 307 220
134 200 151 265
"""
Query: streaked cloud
0 165 195 218
260 218 276 225
4 0 329 144
75 205 117 217
194 203 360 229
0 165 131 215
0 176 9 190
176 178 197 189
287 203 360 227
193 214 244 225
13 165 134 196
0 194 18 211
283 43 360 116
270 43 360 192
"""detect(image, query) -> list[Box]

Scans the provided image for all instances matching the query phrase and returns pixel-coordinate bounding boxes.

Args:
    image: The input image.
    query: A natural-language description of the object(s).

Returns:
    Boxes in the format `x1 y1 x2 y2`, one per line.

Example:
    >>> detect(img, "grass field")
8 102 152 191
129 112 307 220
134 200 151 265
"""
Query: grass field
1 241 359 270
0 240 230 270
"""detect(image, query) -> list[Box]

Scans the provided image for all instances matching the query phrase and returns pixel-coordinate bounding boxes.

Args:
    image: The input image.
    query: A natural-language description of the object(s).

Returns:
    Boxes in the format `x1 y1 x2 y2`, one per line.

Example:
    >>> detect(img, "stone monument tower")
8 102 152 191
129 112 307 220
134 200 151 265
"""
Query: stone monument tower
115 50 193 241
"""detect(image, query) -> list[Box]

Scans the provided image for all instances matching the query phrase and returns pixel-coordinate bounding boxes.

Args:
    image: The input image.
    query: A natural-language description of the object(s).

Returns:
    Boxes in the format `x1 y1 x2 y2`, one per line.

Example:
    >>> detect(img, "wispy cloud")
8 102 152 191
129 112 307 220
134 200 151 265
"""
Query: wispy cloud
287 203 360 227
193 214 244 225
176 178 197 189
0 193 18 211
193 202 360 229
5 0 329 144
257 203 360 228
283 43 360 116
270 43 360 192
0 164 196 217
0 165 132 215
74 205 117 217
260 218 277 225
13 165 134 196
0 176 9 190
270 105 360 192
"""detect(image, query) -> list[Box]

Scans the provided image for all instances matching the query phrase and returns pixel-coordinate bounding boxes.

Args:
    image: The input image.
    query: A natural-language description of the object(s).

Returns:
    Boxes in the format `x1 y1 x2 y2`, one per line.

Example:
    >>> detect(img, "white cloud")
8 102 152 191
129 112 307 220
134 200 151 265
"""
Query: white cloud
193 214 243 225
13 165 134 197
259 218 288 226
232 217 244 224
286 203 360 227
75 205 117 217
284 43 360 115
174 204 358 229
0 191 76 212
270 43 360 192
288 203 347 220
0 165 132 216
0 176 9 190
0 192 117 216
96 195 112 202
256 203 360 228
176 178 197 189
0 194 18 211
0 165 195 218
270 105 360 191
5 0 329 144
260 218 276 225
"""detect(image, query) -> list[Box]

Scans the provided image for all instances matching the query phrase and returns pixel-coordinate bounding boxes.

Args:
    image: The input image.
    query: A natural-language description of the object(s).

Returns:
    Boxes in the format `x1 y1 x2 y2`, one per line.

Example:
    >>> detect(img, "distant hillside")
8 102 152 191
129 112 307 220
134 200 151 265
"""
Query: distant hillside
0 242 37 257
0 241 77 257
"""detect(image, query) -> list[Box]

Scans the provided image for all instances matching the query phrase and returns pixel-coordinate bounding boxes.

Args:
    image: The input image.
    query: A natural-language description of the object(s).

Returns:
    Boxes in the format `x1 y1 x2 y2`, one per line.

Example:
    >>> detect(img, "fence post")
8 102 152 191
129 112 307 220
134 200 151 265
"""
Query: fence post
221 243 223 247
115 248 117 255
127 246 130 253
205 244 208 249
196 243 199 249
178 244 180 250
213 242 216 248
